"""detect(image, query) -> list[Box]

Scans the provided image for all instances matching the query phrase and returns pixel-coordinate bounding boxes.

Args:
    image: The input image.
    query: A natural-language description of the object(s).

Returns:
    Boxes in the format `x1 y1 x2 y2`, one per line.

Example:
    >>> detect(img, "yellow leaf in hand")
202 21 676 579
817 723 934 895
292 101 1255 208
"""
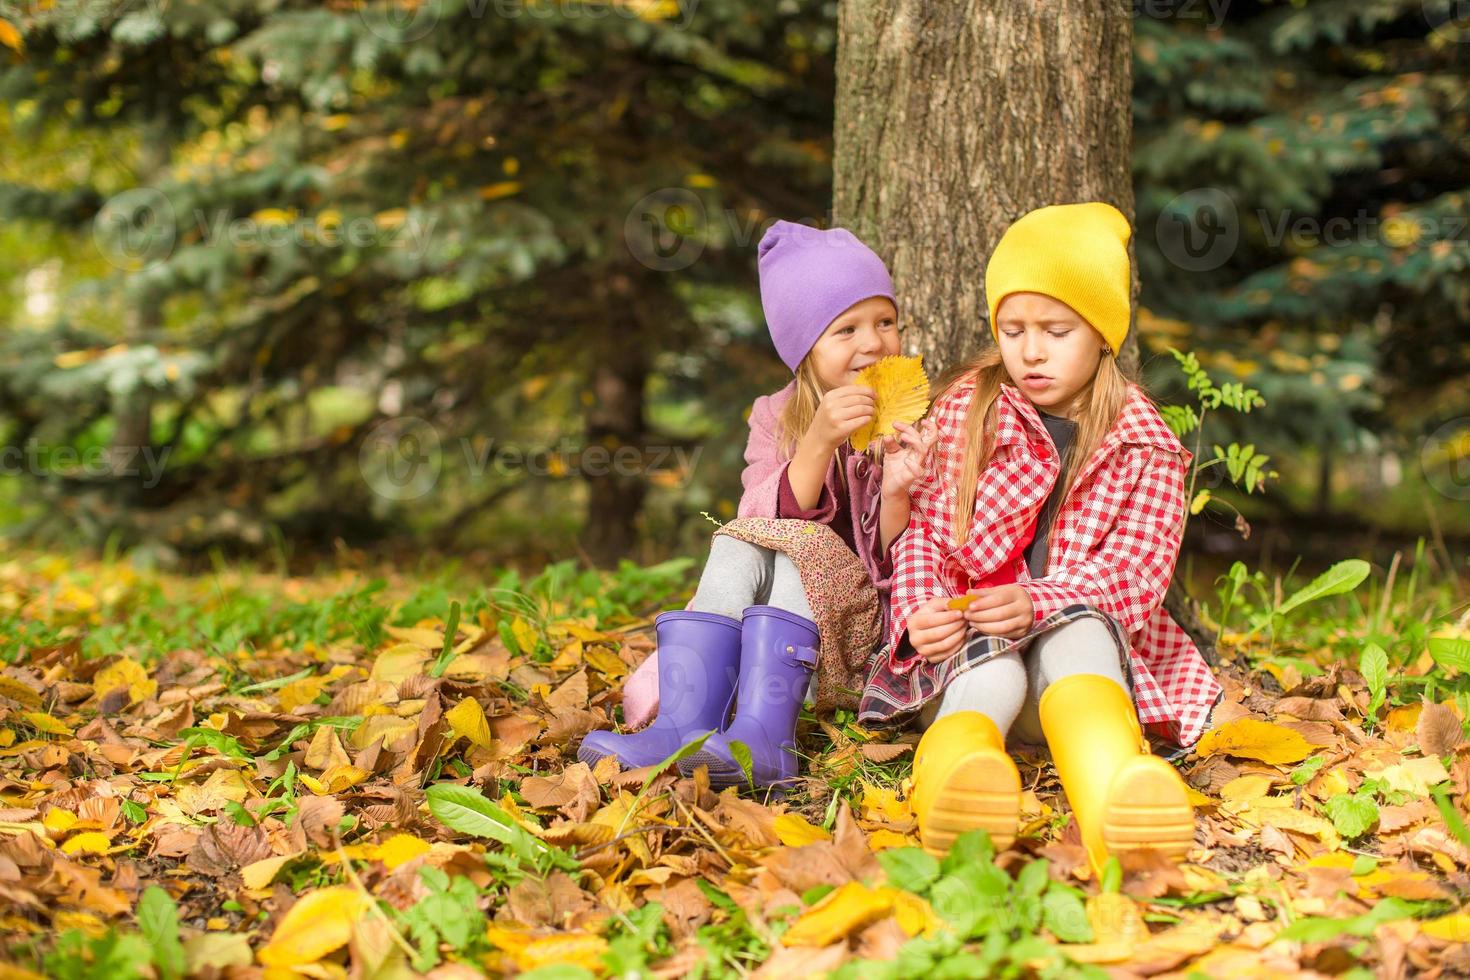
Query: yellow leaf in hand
850 355 930 453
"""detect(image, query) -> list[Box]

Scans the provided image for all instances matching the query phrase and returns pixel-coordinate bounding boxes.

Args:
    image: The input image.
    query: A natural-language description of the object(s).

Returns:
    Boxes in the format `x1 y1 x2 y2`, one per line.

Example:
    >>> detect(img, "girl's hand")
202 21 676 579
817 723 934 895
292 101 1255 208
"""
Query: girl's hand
802 385 877 453
905 595 970 663
880 417 938 499
957 585 1034 639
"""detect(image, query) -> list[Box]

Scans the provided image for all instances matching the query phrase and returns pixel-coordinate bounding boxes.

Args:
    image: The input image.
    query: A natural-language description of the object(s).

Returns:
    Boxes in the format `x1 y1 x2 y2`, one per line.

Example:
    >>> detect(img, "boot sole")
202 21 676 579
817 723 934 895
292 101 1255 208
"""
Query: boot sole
577 742 618 770
920 749 1021 857
679 748 797 793
1102 756 1195 862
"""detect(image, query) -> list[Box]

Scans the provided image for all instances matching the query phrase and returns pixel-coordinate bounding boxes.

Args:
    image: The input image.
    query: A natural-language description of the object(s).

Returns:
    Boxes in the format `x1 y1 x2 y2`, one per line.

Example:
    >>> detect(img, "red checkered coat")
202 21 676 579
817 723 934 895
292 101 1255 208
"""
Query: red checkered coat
875 378 1223 747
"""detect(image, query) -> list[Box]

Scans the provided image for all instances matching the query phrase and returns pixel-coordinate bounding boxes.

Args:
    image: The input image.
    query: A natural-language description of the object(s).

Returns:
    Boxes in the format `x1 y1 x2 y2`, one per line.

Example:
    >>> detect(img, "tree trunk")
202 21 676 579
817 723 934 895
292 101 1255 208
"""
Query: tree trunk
579 278 652 568
834 0 1138 379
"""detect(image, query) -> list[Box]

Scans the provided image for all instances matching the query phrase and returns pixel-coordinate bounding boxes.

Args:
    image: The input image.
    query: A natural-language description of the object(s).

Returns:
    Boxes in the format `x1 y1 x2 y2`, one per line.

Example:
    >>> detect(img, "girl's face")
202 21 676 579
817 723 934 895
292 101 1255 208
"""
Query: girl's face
993 292 1108 418
807 296 902 390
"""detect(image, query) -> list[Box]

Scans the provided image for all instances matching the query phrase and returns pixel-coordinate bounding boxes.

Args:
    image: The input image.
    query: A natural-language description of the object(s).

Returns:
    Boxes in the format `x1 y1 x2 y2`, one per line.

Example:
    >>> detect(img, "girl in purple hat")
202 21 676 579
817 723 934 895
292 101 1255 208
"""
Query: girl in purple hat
578 220 937 792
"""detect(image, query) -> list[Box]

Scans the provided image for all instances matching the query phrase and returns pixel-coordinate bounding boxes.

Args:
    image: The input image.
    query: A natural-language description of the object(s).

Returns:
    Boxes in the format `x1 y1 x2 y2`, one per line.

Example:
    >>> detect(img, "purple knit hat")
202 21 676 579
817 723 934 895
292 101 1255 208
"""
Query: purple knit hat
757 220 897 372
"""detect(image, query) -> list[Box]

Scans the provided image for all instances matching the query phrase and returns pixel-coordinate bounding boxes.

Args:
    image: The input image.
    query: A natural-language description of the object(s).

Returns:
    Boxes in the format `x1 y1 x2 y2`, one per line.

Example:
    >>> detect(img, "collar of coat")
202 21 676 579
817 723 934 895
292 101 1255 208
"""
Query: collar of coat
986 381 1191 462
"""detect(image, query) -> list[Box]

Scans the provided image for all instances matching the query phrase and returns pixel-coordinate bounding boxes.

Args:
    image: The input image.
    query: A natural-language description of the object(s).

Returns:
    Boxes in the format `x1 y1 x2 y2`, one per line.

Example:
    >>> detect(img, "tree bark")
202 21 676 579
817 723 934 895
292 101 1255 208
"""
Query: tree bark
834 0 1139 379
579 274 653 568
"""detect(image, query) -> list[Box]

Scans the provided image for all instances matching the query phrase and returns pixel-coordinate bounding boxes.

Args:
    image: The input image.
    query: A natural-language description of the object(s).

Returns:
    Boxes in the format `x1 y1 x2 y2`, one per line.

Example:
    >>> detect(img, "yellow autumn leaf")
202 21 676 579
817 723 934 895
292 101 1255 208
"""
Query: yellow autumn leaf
318 765 371 794
241 854 296 890
478 181 522 201
583 646 628 680
859 780 912 824
886 888 943 938
1194 718 1316 765
850 355 930 453
0 18 24 52
513 933 608 972
0 676 42 708
867 829 917 851
369 643 429 683
374 208 407 230
43 808 78 834
257 886 371 968
278 675 329 712
374 833 432 870
250 208 295 226
61 831 113 856
1220 774 1274 803
445 696 494 750
93 658 157 705
1422 912 1470 943
774 812 832 847
510 616 540 655
22 711 71 736
781 881 894 947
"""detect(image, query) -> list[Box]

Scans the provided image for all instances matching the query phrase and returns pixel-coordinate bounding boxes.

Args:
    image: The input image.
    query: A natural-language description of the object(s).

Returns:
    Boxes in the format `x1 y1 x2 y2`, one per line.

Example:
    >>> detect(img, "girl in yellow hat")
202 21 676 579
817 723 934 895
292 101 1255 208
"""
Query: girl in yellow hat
859 202 1223 875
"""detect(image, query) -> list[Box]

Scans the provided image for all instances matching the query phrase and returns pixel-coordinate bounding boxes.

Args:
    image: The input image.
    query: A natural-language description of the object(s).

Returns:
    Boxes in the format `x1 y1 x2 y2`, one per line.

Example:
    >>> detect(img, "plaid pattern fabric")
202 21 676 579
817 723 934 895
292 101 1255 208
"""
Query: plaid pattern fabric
860 380 1224 750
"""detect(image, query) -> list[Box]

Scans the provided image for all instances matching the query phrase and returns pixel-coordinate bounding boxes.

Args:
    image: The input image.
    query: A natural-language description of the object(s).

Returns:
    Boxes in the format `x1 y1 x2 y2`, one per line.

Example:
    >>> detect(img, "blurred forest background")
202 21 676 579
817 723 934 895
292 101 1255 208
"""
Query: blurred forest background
1 0 1468 591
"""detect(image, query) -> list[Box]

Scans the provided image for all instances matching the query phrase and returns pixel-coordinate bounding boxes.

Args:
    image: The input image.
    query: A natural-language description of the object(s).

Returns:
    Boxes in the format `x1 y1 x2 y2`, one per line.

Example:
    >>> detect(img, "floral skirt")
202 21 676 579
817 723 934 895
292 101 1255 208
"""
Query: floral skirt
712 517 881 714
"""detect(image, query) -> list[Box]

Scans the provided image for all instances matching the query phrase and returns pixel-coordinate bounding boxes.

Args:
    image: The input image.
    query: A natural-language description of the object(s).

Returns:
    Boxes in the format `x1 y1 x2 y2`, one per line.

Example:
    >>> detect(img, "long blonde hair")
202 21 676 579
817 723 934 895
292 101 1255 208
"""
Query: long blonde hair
938 344 1136 544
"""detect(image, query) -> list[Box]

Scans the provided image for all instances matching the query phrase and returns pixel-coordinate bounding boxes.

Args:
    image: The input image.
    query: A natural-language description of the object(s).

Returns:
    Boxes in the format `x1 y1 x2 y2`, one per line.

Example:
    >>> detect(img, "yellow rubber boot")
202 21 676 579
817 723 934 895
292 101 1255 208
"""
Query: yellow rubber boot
911 710 1022 857
1037 674 1194 876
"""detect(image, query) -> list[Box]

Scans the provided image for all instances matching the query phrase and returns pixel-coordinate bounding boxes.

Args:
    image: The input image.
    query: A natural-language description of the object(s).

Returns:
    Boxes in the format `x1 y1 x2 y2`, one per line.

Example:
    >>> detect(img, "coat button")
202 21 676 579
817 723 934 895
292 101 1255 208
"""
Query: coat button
855 458 871 480
860 508 874 532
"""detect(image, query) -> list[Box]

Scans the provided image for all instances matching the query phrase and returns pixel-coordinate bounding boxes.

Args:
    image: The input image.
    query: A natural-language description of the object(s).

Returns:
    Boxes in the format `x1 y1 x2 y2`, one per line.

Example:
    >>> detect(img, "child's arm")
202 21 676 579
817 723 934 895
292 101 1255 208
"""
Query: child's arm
879 490 910 555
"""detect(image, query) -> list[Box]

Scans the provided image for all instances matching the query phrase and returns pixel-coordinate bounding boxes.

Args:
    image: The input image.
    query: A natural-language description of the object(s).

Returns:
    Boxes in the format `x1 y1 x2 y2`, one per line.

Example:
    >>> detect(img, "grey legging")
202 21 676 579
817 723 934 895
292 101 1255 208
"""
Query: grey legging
918 616 1128 745
688 534 816 621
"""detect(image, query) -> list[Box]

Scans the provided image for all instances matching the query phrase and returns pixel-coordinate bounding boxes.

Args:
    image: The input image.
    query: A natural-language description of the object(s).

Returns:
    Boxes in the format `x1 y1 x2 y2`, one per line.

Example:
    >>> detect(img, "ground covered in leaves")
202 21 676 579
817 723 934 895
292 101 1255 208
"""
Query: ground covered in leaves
1 550 1468 978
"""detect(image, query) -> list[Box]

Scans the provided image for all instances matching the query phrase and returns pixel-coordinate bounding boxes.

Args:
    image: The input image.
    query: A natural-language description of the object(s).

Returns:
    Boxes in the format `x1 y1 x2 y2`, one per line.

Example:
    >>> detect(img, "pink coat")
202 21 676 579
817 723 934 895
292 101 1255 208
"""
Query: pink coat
738 379 895 633
621 379 896 729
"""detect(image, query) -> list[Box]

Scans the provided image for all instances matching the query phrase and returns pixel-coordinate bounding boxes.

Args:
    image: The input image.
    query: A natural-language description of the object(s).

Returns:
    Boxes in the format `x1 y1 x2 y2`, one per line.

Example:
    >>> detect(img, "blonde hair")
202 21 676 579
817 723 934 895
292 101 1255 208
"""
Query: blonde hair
938 341 1137 544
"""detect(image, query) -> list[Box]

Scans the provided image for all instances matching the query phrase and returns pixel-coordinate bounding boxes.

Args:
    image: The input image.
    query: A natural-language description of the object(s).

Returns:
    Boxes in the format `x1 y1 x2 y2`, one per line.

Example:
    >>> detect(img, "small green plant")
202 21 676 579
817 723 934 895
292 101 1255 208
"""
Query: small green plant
1163 347 1274 530
396 866 487 972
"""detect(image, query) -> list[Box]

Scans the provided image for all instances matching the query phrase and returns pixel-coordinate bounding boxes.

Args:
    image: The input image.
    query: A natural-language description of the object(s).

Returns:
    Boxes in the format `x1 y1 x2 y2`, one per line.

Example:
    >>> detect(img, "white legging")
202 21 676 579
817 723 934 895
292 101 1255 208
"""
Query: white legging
687 534 816 621
918 616 1128 744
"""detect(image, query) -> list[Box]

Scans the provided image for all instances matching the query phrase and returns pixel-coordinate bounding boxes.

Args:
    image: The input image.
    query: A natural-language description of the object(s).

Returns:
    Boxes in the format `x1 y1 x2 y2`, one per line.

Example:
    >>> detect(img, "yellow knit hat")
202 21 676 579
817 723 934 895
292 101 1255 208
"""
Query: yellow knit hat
984 202 1133 356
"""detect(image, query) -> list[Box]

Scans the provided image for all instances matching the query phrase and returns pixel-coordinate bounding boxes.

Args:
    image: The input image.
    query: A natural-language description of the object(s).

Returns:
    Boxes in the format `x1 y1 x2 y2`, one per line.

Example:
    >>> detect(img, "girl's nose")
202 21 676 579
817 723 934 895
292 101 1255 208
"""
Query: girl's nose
1022 328 1044 362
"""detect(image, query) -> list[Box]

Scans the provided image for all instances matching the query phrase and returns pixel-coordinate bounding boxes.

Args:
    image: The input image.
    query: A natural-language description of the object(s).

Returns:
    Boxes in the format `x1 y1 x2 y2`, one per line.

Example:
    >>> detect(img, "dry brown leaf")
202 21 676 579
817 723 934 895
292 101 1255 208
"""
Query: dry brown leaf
1416 698 1464 758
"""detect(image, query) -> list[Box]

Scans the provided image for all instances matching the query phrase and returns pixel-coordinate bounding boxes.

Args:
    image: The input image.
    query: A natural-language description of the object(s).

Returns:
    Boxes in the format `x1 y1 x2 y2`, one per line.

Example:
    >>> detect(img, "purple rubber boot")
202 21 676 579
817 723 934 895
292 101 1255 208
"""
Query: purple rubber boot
677 605 817 791
577 610 741 771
